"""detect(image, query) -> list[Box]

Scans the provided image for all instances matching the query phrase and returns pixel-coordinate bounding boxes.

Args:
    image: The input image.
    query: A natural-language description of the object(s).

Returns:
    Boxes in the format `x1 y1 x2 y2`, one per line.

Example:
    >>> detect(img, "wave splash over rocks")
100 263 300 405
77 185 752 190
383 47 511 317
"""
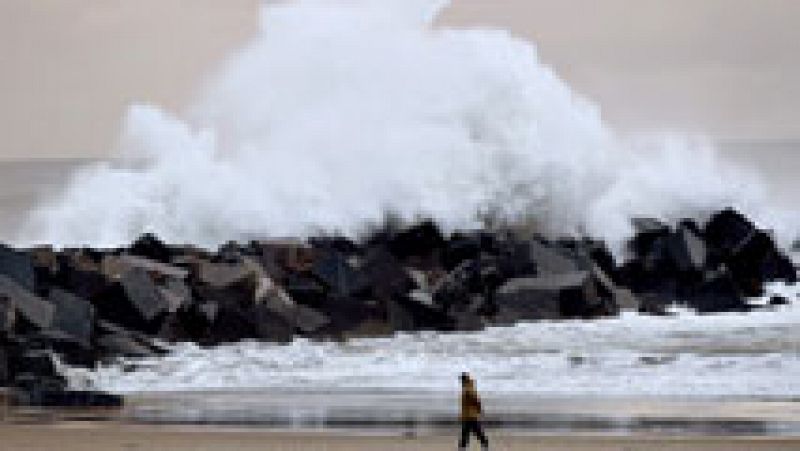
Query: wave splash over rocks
18 0 784 249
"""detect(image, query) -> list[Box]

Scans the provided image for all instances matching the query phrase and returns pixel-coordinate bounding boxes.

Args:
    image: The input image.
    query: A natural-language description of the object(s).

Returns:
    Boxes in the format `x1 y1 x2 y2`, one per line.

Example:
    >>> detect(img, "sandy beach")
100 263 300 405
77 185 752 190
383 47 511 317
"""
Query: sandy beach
0 423 797 451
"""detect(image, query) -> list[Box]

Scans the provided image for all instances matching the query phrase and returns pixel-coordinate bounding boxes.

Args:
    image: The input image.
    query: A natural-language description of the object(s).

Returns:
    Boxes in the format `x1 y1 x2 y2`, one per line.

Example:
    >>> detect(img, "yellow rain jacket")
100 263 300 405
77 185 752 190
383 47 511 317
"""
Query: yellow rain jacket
460 380 482 421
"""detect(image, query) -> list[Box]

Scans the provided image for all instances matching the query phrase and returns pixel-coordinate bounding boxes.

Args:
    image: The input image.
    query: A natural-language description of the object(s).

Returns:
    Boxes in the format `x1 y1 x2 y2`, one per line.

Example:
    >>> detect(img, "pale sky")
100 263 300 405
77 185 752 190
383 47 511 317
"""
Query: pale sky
1 0 799 160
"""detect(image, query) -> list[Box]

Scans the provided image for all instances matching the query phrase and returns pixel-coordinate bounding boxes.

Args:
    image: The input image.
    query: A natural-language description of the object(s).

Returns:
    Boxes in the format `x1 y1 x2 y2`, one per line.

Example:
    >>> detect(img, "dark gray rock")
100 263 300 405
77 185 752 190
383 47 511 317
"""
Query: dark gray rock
362 247 412 300
11 373 69 406
17 349 59 376
96 333 157 358
0 274 54 330
311 250 365 298
0 245 35 292
529 240 583 275
393 293 454 331
386 299 415 331
197 301 219 323
103 254 189 281
159 278 192 313
96 321 167 358
48 288 94 346
259 279 329 334
252 305 294 342
494 271 600 321
197 261 254 288
667 225 707 272
119 267 168 322
0 295 15 333
0 346 8 386
591 264 638 312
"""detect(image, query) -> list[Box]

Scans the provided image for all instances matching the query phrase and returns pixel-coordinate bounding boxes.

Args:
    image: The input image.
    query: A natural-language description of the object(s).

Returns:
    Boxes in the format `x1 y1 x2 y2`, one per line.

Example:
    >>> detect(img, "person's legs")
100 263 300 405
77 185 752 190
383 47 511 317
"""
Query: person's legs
475 420 489 448
458 421 471 449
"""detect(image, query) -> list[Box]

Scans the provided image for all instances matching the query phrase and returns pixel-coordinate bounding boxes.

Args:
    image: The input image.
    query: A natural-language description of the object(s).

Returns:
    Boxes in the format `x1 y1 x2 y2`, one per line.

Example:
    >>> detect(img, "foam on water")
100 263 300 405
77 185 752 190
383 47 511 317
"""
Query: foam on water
17 0 794 251
62 283 800 397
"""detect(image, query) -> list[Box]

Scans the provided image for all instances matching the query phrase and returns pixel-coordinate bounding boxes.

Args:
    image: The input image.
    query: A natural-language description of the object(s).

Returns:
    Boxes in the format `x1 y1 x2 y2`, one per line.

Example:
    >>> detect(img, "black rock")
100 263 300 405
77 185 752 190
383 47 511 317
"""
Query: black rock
310 250 365 298
391 295 453 331
11 373 68 406
361 247 412 300
704 208 756 253
769 295 790 306
629 218 671 259
387 220 445 260
130 233 172 263
24 390 124 408
12 349 60 380
252 305 295 342
442 232 484 270
685 271 748 312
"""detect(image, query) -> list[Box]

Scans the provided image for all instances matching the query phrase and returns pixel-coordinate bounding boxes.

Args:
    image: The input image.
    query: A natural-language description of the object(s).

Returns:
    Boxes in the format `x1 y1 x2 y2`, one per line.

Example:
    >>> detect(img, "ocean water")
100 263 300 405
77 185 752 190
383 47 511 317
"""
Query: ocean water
62 283 800 399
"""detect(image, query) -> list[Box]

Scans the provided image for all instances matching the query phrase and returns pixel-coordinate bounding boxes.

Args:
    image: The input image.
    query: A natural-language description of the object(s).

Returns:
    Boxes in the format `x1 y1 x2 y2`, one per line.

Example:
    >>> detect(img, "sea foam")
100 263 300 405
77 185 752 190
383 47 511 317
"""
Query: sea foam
62 283 800 397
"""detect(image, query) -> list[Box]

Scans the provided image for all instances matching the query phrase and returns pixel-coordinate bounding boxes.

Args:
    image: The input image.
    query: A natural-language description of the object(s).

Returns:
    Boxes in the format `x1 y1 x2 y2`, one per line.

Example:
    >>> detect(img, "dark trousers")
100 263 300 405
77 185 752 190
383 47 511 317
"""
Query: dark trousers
459 419 489 448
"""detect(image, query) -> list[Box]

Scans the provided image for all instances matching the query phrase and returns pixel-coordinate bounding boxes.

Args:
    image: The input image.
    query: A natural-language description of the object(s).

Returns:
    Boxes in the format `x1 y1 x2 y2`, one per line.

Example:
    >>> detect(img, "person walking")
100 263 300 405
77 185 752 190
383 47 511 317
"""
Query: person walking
459 372 489 450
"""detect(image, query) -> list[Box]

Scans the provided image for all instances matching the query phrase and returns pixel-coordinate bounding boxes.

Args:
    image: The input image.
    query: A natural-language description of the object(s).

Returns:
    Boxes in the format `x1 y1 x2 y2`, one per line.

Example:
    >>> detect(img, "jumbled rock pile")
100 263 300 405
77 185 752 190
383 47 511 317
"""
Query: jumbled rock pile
0 207 794 405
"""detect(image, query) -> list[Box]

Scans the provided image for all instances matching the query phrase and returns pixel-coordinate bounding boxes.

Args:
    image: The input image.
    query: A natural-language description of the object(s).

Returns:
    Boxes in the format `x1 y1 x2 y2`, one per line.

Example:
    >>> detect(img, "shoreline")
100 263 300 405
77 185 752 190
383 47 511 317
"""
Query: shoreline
0 423 799 451
5 392 799 436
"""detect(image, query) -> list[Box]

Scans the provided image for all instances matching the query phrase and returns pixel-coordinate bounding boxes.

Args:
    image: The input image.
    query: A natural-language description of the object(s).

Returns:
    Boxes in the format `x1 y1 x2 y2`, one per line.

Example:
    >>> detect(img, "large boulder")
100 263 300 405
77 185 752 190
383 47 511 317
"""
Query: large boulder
666 224 708 273
55 252 110 301
684 270 749 312
0 275 54 331
103 254 189 282
251 305 294 342
129 233 172 263
494 270 607 322
47 288 94 346
253 240 314 274
704 209 796 290
95 320 167 359
704 208 756 253
388 295 453 331
0 295 15 333
387 220 445 261
0 245 36 292
194 260 259 307
529 240 585 275
0 345 8 386
361 247 412 300
310 249 366 298
257 277 329 334
118 267 169 322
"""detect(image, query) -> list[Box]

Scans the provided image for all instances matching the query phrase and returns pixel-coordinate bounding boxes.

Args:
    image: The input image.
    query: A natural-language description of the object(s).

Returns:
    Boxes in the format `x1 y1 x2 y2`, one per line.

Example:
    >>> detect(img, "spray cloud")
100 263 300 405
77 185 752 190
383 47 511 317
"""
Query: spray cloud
19 0 784 250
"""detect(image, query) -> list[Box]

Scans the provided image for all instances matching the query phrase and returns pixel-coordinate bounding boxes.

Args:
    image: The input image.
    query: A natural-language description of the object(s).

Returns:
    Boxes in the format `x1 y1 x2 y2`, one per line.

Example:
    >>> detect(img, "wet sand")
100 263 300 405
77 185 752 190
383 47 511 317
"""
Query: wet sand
0 423 798 451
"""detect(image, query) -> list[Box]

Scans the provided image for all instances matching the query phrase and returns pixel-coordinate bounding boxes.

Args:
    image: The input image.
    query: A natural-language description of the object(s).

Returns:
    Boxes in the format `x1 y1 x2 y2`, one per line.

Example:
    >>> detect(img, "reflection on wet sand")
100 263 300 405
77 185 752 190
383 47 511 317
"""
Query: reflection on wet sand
6 390 798 436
